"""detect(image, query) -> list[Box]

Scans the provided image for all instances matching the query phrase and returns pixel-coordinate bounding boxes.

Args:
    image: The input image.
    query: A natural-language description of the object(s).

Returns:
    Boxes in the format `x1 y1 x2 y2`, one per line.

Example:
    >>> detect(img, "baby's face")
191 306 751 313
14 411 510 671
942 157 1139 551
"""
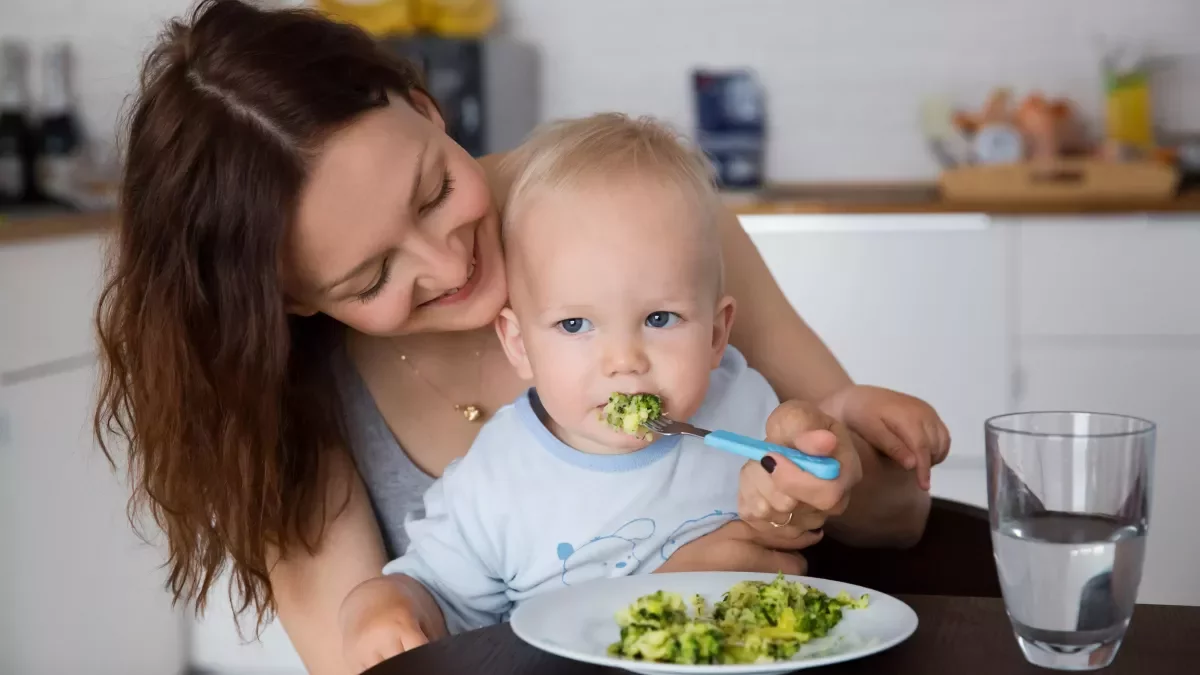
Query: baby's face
499 178 733 454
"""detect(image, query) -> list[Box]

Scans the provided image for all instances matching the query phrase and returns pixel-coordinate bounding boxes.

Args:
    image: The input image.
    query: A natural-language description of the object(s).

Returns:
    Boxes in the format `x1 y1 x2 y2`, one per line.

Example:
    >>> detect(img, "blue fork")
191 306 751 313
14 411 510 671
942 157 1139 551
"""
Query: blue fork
642 416 841 480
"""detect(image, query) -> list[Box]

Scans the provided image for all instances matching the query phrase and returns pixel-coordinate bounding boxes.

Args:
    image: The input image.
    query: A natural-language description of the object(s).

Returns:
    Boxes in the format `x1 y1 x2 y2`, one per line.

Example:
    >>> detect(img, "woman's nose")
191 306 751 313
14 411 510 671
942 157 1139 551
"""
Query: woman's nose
407 231 471 292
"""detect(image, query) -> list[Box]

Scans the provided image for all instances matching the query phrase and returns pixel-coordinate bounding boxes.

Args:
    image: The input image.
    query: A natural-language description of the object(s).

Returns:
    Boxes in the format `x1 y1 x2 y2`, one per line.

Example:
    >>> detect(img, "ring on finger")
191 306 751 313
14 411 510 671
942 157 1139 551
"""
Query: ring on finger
769 511 794 528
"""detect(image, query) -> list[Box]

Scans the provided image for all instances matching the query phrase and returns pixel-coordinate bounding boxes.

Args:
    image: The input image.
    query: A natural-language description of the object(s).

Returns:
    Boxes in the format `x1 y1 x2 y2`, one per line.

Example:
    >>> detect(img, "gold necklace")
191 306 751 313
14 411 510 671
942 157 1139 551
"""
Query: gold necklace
392 336 487 423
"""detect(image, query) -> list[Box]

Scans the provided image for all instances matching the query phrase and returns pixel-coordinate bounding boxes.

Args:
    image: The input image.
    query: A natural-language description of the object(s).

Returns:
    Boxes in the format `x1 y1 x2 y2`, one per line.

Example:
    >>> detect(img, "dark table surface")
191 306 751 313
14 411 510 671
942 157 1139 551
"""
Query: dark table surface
365 595 1197 675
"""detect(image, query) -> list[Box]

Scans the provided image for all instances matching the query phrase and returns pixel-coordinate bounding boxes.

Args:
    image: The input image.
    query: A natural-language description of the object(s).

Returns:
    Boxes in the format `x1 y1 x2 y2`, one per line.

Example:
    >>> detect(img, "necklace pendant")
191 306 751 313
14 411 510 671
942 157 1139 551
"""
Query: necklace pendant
456 404 483 422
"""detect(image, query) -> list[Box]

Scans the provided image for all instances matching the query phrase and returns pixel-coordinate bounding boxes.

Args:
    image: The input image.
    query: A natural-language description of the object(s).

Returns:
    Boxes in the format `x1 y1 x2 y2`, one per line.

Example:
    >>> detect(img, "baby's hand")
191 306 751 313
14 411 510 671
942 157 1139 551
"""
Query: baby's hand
822 385 950 490
339 575 434 672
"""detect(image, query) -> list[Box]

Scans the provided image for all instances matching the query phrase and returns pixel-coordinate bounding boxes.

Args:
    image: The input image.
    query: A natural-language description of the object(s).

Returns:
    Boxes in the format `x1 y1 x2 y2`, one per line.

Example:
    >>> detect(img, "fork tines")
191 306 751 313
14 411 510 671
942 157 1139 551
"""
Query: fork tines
642 417 671 433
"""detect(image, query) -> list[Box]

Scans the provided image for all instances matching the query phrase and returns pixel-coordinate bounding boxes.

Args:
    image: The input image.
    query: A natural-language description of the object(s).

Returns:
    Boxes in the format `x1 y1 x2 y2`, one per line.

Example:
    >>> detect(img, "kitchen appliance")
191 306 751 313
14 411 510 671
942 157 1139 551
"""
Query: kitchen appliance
381 35 540 157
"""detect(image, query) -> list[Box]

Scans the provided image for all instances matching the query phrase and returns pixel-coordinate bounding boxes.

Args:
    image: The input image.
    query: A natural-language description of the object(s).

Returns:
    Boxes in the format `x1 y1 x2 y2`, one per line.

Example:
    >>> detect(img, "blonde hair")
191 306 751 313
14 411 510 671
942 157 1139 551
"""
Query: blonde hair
499 113 724 290
500 113 721 232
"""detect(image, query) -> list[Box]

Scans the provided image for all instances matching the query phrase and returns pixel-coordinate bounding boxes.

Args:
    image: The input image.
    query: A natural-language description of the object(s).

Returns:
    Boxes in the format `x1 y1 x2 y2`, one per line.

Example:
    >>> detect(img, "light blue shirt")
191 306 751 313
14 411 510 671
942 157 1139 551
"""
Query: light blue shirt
382 347 780 634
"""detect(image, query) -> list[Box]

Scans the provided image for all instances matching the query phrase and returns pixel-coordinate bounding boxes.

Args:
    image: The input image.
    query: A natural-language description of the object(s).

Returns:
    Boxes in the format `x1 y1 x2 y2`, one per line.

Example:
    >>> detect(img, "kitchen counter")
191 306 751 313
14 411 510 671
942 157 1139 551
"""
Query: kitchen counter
0 209 115 244
724 183 1200 215
5 184 1200 245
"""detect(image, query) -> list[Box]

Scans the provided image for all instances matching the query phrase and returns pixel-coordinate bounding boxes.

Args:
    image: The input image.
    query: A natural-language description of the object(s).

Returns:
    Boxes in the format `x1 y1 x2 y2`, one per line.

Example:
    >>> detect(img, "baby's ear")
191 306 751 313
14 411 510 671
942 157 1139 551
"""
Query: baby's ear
710 295 737 369
494 308 534 380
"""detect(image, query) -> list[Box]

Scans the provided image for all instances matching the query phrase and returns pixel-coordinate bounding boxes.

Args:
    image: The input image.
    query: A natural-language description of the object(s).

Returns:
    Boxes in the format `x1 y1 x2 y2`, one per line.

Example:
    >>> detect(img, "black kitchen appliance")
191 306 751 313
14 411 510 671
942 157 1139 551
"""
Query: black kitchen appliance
381 35 540 157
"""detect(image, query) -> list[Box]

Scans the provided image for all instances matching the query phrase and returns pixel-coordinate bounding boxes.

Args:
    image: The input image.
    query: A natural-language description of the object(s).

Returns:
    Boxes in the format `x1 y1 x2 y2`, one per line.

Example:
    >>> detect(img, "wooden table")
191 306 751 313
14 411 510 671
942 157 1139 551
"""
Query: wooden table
365 595 1197 674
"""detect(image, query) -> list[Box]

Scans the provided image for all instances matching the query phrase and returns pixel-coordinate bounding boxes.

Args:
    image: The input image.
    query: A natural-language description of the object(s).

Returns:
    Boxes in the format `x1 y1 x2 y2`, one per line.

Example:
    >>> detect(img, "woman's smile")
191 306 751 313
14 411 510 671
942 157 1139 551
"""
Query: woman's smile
420 236 482 308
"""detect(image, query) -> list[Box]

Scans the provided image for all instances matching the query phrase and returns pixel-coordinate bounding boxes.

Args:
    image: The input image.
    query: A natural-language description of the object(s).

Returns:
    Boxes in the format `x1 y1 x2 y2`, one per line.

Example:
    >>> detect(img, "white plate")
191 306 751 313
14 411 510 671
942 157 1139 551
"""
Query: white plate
510 571 918 675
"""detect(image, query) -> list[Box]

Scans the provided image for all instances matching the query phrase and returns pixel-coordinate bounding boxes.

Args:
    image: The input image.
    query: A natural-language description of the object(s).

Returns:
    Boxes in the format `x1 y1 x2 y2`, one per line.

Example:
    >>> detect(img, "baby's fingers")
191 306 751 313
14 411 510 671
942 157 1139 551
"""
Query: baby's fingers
935 421 952 465
349 621 429 672
400 624 430 651
888 417 931 490
858 416 916 471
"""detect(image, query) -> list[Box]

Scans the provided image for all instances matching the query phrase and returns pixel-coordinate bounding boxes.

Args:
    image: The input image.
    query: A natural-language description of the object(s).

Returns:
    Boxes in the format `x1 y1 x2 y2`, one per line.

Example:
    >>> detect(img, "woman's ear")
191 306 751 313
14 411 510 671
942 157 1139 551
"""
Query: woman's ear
284 295 318 317
407 89 446 133
495 307 534 380
710 295 737 369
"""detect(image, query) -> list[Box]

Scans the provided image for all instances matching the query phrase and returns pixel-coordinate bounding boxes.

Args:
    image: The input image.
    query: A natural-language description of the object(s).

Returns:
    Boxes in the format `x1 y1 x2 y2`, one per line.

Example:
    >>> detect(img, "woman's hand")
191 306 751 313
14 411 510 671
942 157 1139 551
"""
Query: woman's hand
338 575 445 673
821 385 951 490
658 403 841 575
737 400 865 539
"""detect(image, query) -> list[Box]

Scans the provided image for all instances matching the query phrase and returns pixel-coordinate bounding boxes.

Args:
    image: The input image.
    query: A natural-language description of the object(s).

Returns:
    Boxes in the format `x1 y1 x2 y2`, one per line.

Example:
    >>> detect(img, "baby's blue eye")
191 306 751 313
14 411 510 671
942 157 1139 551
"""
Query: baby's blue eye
646 311 680 329
557 318 593 334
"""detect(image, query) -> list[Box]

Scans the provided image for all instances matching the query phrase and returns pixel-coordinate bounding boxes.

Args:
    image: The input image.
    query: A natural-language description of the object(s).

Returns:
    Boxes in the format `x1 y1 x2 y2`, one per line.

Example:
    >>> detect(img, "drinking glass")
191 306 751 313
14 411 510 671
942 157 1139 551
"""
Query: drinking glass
985 411 1155 671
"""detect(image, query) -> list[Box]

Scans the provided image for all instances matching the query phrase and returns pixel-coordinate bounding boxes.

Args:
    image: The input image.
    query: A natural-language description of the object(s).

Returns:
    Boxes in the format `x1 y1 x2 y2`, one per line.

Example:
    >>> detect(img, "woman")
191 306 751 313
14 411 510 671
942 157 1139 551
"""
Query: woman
95 1 934 673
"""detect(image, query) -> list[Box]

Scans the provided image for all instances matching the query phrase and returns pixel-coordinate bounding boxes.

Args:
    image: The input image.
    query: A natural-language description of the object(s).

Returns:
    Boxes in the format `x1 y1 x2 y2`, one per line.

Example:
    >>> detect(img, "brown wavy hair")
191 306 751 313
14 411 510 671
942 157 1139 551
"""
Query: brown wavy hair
95 0 431 629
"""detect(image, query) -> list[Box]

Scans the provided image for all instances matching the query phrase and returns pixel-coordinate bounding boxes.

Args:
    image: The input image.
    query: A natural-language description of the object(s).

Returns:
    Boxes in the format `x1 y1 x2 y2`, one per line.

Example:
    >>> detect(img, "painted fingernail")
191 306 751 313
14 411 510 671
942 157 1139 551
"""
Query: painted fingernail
760 456 777 474
808 528 823 536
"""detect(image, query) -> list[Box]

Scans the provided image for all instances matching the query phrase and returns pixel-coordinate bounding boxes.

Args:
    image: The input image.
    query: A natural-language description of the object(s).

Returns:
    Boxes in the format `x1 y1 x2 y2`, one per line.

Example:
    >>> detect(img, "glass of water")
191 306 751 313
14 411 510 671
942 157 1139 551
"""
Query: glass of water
985 412 1155 671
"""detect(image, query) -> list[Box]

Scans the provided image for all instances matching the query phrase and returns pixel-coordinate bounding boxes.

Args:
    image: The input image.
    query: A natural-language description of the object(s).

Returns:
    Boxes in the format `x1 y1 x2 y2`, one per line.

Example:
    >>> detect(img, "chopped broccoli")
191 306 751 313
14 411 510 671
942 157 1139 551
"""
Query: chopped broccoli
603 392 663 436
607 574 869 665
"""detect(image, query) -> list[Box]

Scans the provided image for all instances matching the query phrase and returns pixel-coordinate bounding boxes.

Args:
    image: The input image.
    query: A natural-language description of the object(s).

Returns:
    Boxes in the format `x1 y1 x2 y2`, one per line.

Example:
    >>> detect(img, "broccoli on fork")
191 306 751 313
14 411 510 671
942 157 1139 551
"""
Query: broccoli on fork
603 392 663 437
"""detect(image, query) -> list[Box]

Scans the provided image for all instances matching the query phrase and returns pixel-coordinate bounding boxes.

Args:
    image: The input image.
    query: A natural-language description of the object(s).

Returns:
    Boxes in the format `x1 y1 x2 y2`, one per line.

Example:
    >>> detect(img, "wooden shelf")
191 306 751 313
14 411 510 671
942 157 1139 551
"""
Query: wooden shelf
4 183 1200 246
725 182 1200 216
0 209 115 244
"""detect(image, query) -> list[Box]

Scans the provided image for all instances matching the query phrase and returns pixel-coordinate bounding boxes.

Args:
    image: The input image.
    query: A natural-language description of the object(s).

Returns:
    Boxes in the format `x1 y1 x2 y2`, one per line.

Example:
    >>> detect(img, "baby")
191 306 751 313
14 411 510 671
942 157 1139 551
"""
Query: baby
340 114 948 663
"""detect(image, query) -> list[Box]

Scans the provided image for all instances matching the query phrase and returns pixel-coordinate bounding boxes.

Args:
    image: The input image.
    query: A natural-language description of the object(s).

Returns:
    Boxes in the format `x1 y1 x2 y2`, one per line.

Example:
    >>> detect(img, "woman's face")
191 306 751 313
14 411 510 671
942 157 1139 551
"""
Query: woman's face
283 94 507 336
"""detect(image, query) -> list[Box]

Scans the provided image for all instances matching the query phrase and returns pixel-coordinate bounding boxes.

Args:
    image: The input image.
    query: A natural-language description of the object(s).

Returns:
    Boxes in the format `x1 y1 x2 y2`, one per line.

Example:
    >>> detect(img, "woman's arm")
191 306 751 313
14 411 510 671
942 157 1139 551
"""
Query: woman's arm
830 430 932 548
718 205 853 403
269 452 391 675
717 206 930 546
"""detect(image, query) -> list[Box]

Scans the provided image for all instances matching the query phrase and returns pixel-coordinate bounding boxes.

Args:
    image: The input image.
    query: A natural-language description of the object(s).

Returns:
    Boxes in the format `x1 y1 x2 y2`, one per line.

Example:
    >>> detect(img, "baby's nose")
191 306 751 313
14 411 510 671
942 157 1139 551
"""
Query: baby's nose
603 337 650 378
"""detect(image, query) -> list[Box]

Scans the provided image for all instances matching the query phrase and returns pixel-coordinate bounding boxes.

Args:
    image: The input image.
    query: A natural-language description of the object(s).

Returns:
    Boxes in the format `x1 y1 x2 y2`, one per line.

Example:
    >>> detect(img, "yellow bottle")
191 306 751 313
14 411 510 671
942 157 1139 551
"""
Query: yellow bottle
1105 68 1154 151
317 0 416 37
414 0 496 37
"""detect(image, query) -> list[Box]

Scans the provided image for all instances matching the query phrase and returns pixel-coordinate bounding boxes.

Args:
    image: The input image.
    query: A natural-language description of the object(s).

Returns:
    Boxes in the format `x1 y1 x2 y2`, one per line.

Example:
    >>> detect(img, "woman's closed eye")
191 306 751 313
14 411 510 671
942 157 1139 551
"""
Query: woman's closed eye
645 311 681 329
556 317 594 335
351 171 453 304
419 172 455 214
355 257 392 303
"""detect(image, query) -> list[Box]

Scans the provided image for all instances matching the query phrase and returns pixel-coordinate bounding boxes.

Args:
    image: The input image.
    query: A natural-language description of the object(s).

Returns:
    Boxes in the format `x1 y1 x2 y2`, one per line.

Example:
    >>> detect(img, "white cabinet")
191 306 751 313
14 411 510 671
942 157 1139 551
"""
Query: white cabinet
1015 345 1200 607
1011 215 1200 607
1 233 185 674
0 362 186 675
1015 216 1200 337
0 234 106 376
742 214 1013 469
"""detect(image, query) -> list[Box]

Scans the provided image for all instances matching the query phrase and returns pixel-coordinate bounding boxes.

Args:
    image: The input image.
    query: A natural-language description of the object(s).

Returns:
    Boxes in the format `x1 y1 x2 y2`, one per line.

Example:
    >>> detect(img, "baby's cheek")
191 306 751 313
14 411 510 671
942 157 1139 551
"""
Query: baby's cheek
650 341 709 417
664 370 712 421
529 351 595 418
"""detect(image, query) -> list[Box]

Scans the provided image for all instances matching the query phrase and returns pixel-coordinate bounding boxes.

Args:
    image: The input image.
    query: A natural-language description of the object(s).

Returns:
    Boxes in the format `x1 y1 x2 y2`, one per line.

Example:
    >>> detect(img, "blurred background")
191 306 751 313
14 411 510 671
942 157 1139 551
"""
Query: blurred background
2 1 1199 674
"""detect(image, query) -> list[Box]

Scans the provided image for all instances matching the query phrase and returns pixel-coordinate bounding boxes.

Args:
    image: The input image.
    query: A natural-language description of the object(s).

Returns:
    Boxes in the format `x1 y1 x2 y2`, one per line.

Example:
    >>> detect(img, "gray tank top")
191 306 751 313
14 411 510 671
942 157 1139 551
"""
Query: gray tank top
332 346 433 559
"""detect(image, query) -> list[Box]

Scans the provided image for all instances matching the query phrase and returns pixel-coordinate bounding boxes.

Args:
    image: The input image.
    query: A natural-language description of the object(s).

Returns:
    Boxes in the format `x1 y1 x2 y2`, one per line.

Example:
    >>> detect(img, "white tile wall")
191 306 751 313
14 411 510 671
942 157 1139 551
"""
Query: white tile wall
501 0 1200 180
2 0 1198 180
